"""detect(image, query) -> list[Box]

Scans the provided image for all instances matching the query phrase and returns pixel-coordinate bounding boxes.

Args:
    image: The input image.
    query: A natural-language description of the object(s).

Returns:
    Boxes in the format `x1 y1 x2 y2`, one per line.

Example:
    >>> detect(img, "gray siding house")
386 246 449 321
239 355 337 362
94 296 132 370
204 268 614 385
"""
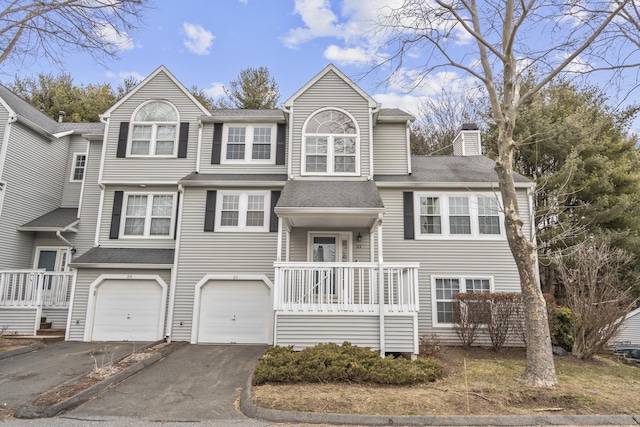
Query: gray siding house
1 64 535 354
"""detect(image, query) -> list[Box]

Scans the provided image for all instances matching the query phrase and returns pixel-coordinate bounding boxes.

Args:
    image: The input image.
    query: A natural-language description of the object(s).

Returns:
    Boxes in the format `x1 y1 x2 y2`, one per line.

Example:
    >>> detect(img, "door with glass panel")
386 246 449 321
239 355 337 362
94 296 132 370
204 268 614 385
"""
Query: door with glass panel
309 233 352 297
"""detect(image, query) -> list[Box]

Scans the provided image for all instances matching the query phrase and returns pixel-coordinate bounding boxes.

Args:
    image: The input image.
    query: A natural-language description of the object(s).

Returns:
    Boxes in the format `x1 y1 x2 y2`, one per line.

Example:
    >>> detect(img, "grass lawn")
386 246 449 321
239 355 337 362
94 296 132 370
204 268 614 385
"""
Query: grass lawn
251 346 640 416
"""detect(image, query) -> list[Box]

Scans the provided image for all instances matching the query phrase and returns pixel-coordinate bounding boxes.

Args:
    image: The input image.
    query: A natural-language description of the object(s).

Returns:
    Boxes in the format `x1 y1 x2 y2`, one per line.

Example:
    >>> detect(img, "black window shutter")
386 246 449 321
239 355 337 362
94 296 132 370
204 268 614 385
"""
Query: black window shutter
110 191 124 239
173 192 181 240
276 123 286 165
204 190 217 231
211 123 223 164
177 122 189 158
270 191 281 232
403 192 415 240
116 122 129 158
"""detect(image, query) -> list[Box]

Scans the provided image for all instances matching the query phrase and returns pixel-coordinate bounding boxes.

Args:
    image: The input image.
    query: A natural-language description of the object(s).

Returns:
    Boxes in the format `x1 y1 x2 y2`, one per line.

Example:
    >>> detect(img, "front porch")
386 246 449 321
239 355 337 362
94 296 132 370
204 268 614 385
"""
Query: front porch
0 270 74 336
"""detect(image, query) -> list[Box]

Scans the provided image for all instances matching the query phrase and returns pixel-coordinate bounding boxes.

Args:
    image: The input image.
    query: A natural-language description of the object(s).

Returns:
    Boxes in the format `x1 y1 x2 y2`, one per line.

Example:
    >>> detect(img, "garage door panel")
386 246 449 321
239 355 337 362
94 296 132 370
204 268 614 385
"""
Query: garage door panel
92 280 164 342
198 281 270 344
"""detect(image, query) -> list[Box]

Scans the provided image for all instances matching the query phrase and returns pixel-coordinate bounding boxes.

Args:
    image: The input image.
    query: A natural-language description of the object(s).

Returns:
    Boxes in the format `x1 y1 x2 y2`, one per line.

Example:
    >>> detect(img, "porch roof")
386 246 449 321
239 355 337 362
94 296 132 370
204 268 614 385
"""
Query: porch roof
70 248 175 269
17 208 79 232
275 180 384 229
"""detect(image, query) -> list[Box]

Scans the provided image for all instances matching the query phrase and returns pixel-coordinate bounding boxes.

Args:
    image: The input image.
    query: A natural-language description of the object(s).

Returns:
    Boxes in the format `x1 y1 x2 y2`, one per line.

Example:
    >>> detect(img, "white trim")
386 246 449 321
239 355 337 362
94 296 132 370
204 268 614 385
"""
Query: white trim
70 152 87 182
0 116 16 181
97 117 109 185
368 106 377 179
215 190 270 232
190 274 274 344
196 121 203 173
127 100 180 158
307 231 353 263
220 123 277 164
69 263 174 269
300 107 361 177
64 270 78 341
624 306 640 320
83 274 168 342
406 120 412 174
100 65 211 119
286 106 294 178
166 185 185 342
76 143 90 218
414 192 505 240
430 275 495 328
33 246 71 272
101 180 179 186
94 186 105 246
118 191 177 239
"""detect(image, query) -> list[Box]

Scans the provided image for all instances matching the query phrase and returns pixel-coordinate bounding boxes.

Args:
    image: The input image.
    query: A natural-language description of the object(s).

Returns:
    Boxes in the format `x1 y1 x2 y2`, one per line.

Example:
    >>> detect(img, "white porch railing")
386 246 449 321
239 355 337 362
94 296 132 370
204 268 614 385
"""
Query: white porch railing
274 262 419 313
0 270 74 308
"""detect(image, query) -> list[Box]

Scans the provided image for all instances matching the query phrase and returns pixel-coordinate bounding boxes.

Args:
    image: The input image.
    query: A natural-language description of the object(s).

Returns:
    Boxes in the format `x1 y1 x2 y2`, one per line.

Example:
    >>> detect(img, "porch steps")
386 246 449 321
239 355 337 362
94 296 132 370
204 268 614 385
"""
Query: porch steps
36 316 65 342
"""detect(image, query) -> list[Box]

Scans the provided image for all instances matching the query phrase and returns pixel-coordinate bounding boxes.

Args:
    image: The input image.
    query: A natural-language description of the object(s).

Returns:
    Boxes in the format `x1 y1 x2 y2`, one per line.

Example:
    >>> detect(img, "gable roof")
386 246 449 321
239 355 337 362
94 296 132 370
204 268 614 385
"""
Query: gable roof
0 84 60 135
17 208 79 232
283 64 380 109
100 65 211 119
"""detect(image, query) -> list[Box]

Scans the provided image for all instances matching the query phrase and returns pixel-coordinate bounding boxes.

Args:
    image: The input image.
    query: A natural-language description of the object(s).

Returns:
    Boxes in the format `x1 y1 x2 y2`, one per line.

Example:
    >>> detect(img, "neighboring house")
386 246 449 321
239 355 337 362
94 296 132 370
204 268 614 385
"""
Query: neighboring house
612 307 640 346
0 65 534 354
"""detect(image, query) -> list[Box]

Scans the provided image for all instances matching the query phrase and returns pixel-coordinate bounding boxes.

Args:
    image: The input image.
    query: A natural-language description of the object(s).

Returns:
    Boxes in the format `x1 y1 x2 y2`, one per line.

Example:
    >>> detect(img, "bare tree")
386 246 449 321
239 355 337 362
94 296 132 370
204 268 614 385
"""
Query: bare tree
378 1 640 386
554 241 638 359
0 0 149 67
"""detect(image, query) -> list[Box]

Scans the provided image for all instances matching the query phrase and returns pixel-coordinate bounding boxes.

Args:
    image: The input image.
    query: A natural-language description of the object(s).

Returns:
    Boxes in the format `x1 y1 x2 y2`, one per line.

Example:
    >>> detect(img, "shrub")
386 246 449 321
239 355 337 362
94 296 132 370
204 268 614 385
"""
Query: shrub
453 293 490 346
253 342 444 386
418 334 443 357
547 303 575 351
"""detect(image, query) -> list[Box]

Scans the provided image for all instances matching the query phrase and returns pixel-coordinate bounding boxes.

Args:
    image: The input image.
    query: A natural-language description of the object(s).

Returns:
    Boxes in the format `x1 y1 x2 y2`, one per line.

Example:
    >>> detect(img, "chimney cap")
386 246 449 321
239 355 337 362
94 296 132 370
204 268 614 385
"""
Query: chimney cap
58 111 66 123
461 123 478 131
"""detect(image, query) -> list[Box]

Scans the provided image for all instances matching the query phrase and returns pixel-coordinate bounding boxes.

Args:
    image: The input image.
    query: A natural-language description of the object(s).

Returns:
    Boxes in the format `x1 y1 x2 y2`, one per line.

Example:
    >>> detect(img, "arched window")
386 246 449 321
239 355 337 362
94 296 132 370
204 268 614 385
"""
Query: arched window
130 101 179 156
303 109 359 175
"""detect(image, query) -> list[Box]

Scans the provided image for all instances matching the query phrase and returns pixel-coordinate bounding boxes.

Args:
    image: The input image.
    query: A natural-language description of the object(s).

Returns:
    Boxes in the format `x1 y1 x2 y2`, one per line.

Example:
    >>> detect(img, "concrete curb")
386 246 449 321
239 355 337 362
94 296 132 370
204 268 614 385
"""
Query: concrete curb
240 374 640 426
14 341 186 419
0 341 45 360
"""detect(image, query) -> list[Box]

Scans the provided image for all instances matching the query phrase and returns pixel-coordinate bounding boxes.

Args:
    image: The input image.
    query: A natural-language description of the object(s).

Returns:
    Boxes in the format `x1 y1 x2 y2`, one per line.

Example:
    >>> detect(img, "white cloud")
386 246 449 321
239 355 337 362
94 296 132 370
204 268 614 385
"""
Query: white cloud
183 22 215 55
555 53 593 74
324 45 373 66
93 21 134 51
373 92 423 116
203 82 226 99
105 70 145 83
283 0 340 48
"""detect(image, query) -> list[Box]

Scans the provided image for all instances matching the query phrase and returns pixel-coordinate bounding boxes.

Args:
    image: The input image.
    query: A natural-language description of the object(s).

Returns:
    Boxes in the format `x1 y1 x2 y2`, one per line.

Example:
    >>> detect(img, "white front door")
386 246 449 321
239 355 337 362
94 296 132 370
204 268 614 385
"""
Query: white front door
308 232 352 297
34 247 69 272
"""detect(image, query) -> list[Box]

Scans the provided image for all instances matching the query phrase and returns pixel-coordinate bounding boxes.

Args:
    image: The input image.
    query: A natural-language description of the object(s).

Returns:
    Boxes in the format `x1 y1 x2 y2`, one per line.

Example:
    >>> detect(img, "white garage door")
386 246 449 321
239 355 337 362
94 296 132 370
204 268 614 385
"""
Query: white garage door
198 281 270 344
92 279 164 342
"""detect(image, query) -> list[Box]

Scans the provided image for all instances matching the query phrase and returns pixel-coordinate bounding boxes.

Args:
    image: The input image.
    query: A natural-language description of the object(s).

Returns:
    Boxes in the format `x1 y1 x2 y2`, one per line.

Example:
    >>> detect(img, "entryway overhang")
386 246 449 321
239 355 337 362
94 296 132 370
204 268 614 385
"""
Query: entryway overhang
275 180 385 230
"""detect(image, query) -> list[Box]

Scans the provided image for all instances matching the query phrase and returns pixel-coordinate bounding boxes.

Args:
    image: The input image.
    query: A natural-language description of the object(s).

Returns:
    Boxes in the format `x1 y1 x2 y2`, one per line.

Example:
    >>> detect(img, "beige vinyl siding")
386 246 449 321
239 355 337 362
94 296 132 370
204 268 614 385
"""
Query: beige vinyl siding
199 122 288 174
0 308 38 335
373 122 409 174
101 71 200 182
276 314 380 350
615 311 640 346
98 185 178 248
73 140 103 258
384 315 416 352
0 124 67 270
464 133 481 155
290 70 371 178
67 268 171 341
171 186 280 341
42 307 69 329
378 188 525 342
61 135 88 208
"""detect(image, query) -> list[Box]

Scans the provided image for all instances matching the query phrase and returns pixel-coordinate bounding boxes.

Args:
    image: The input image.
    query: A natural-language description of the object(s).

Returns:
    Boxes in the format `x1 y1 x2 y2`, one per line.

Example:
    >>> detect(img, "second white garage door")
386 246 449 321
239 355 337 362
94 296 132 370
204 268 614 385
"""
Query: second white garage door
92 279 165 342
197 280 270 344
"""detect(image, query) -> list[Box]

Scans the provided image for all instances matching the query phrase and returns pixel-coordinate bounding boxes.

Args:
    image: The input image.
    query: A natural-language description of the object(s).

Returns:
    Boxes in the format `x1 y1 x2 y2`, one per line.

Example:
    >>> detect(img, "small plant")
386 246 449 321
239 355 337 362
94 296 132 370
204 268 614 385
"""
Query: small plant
253 342 444 386
453 293 489 346
419 334 443 357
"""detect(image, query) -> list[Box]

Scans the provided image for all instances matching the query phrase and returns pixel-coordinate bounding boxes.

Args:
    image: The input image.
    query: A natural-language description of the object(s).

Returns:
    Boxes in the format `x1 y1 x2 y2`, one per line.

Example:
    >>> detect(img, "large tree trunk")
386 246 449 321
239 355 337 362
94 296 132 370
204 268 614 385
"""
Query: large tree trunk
495 126 558 387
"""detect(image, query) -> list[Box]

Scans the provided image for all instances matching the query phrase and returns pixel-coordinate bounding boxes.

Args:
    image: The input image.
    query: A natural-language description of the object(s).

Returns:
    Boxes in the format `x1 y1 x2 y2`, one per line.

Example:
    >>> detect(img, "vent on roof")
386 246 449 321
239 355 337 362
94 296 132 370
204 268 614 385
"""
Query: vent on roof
461 123 478 131
58 111 65 123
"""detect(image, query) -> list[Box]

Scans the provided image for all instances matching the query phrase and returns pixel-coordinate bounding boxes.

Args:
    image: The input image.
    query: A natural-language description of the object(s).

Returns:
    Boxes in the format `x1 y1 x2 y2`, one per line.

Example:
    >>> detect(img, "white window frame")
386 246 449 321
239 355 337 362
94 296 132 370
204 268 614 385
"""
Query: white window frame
215 191 270 232
221 124 277 164
70 153 86 182
119 192 177 239
301 107 360 177
415 193 504 239
431 275 495 327
127 100 180 158
33 247 70 272
306 232 353 263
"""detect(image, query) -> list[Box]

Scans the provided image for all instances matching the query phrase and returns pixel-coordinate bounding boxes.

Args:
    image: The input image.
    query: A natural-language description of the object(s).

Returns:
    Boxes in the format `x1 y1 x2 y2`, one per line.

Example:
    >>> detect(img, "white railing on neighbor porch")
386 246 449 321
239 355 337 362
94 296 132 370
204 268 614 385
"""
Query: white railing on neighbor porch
274 262 419 314
0 270 74 308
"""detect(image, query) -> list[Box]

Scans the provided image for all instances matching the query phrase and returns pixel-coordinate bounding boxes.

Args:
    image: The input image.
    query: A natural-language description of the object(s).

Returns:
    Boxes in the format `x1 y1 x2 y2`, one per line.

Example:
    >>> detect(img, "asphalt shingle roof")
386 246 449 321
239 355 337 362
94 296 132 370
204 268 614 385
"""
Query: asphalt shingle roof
71 248 175 266
180 172 288 183
20 208 78 229
0 84 59 133
277 180 384 209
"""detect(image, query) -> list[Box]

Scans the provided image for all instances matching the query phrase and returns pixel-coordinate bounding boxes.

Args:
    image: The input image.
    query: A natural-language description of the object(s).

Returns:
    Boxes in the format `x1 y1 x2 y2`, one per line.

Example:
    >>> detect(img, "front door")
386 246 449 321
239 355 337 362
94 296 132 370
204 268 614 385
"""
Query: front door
34 247 69 290
308 233 352 296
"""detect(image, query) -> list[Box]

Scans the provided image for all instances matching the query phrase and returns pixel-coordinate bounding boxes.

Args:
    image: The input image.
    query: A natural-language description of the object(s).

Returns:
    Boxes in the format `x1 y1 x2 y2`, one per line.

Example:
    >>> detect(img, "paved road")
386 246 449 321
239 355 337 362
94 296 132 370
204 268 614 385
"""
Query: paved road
67 344 268 423
0 342 140 409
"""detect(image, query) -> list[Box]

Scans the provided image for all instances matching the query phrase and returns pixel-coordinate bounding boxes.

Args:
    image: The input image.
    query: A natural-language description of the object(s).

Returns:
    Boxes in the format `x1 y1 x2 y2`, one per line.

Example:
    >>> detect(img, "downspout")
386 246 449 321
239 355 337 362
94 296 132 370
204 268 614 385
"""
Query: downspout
76 143 90 218
166 183 185 343
55 230 74 249
282 105 294 179
196 120 203 173
94 184 105 247
377 221 385 357
0 114 17 180
369 106 379 180
94 116 110 247
406 120 412 174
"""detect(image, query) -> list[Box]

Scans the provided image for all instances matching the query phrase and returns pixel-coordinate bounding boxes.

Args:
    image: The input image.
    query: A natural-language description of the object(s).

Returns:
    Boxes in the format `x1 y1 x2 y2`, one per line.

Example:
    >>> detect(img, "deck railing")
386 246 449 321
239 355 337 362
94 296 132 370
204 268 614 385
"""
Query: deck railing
274 262 419 313
0 270 74 308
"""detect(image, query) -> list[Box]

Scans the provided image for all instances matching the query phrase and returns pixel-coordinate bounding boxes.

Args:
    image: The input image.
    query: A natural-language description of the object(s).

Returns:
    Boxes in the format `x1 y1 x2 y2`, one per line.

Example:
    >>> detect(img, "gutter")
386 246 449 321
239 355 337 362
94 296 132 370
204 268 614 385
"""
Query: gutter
165 183 185 343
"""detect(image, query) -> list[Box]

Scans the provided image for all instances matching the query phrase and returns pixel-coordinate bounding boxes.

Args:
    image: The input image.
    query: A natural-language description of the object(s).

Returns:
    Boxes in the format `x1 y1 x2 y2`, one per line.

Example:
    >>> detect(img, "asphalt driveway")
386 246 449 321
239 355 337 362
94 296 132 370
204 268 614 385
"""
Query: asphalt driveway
68 344 267 422
0 342 140 409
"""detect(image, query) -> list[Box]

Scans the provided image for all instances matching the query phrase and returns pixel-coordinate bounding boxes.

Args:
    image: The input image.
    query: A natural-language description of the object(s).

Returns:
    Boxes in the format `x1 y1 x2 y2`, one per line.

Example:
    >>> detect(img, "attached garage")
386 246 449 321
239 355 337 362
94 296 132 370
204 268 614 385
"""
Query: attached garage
88 277 167 342
194 279 271 344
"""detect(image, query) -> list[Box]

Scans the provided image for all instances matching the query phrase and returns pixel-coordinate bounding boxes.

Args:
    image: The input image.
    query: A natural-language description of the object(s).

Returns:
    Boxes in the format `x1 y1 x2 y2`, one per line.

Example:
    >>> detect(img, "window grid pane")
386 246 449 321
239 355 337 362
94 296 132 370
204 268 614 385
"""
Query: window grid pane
73 155 86 181
252 144 271 159
306 155 327 172
420 197 441 234
334 156 355 172
449 196 471 234
478 196 501 235
435 278 460 324
246 195 265 227
253 127 271 143
221 195 240 226
465 279 490 293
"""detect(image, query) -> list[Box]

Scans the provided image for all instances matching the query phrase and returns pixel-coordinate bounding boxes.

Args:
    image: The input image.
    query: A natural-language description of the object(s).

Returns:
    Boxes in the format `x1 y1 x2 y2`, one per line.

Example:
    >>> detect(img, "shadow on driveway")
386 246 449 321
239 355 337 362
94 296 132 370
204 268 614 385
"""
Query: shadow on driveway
68 344 267 422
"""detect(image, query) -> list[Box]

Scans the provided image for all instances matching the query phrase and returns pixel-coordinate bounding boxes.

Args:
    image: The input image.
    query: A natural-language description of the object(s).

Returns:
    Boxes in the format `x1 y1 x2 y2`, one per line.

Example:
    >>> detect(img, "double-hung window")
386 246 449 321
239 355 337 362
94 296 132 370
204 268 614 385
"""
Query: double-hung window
416 193 502 238
216 191 269 231
302 109 359 175
433 277 492 325
70 153 86 182
129 101 179 157
122 193 175 237
222 125 276 163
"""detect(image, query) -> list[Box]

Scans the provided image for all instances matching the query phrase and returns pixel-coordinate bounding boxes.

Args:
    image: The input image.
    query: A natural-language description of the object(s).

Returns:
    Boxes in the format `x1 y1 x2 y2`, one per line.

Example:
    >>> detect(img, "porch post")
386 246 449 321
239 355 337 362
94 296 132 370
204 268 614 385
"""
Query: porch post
377 223 385 357
276 217 283 262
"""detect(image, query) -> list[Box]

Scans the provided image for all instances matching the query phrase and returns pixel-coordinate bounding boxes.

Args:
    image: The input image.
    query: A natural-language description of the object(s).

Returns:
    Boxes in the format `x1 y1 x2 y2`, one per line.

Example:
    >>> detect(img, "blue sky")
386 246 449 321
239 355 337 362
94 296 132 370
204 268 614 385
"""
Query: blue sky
0 0 638 133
